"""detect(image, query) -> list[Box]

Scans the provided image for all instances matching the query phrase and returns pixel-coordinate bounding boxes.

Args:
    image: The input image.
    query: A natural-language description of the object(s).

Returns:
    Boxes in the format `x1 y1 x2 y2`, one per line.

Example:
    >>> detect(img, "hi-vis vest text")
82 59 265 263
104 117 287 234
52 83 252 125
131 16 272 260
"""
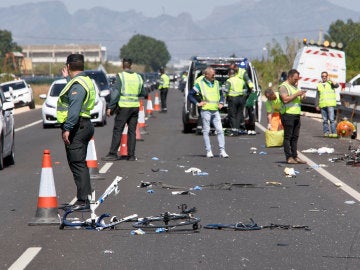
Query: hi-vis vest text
199 79 220 111
280 82 301 115
118 72 143 108
317 82 336 108
226 76 245 97
159 74 170 89
57 76 95 123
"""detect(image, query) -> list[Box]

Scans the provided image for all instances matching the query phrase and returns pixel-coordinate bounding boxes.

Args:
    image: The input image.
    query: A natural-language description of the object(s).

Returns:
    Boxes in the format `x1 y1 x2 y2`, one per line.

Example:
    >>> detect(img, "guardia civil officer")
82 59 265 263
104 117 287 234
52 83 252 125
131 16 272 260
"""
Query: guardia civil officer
102 58 145 161
224 68 246 136
57 54 95 210
158 67 170 112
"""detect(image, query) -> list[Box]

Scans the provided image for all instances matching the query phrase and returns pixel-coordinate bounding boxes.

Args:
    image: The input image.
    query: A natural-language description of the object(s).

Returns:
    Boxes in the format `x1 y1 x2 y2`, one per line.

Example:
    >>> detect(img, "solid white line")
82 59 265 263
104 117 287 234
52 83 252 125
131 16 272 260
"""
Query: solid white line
256 122 360 202
99 162 113 174
8 247 42 270
15 120 42 132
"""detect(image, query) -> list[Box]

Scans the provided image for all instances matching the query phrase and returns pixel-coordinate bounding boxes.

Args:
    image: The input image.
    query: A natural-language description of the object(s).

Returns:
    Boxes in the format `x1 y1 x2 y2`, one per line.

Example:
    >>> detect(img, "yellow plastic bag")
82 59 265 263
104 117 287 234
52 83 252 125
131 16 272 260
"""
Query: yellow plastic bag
265 129 284 147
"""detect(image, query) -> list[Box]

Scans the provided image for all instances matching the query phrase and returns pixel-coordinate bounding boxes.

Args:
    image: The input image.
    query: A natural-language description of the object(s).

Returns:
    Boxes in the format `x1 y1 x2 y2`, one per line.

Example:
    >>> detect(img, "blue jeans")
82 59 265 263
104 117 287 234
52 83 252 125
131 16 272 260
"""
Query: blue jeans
200 110 225 152
321 106 336 134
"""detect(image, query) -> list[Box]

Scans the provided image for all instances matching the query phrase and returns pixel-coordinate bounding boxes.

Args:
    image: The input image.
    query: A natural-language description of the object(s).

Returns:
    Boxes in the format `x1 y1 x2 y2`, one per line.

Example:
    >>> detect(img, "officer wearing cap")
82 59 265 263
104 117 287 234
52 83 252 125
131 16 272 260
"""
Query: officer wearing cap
57 53 96 210
102 58 145 161
158 67 170 112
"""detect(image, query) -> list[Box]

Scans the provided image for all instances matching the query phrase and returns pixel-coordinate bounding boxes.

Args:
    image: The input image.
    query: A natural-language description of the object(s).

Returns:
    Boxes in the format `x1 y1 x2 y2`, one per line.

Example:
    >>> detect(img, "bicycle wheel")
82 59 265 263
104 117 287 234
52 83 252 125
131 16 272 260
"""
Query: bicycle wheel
133 212 200 230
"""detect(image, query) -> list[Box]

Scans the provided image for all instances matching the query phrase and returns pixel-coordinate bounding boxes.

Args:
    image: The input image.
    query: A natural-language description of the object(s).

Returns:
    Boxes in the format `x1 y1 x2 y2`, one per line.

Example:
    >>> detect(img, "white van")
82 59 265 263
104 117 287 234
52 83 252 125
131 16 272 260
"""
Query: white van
292 44 346 108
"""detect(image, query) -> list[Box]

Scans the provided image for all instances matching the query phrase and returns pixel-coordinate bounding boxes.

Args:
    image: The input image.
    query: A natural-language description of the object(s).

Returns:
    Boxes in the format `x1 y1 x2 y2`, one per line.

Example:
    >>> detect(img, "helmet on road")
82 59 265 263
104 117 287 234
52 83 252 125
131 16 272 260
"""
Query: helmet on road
336 120 355 137
239 61 246 69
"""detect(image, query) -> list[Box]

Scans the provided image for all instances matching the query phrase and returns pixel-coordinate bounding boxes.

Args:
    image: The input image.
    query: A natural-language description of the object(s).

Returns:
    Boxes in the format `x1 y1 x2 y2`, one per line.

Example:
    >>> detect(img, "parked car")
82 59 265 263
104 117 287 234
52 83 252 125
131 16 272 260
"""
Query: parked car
0 79 35 109
344 74 360 94
83 70 111 103
40 78 107 128
182 56 261 133
0 87 15 169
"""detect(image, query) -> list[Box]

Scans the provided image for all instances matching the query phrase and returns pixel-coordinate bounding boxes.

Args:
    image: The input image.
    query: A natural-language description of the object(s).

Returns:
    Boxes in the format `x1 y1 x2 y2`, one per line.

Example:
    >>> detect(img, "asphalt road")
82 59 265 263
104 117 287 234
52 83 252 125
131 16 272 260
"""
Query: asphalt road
1 89 360 270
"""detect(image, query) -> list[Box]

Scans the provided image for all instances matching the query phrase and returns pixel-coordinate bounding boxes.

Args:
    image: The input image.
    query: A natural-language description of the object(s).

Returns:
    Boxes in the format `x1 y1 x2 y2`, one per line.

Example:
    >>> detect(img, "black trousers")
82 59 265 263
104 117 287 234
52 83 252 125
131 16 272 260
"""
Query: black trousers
109 107 139 157
159 88 168 110
65 118 94 201
244 105 255 131
227 95 246 130
280 113 301 160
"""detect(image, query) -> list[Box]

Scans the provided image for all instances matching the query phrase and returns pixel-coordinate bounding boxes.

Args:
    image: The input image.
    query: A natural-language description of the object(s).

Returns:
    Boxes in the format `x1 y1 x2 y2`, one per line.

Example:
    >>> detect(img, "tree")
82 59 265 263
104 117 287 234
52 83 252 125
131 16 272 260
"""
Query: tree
120 34 171 72
0 29 22 72
325 19 360 79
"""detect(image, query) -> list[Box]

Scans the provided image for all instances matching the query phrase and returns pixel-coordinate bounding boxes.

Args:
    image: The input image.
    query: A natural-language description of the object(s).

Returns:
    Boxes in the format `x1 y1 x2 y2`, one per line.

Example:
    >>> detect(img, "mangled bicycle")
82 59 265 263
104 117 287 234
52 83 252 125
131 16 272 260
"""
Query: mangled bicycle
59 176 137 230
132 204 201 232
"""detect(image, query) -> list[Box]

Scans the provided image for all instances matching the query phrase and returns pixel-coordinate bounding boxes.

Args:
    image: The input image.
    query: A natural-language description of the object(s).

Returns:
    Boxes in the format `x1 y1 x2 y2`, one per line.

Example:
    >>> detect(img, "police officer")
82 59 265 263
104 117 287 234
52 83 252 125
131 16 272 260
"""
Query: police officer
315 71 339 138
102 58 145 161
279 69 307 164
224 68 246 136
230 61 256 134
57 53 95 210
158 67 170 112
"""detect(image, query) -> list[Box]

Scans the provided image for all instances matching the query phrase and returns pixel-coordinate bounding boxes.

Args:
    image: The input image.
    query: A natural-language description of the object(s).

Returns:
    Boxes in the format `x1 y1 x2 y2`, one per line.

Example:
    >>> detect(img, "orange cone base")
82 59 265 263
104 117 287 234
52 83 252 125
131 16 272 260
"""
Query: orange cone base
28 208 60 226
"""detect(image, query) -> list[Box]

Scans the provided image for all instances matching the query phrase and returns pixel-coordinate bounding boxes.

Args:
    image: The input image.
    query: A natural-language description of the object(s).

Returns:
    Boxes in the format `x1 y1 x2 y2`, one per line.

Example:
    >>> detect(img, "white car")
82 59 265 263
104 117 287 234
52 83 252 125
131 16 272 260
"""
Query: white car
0 79 35 109
344 74 360 94
0 87 15 170
40 78 108 128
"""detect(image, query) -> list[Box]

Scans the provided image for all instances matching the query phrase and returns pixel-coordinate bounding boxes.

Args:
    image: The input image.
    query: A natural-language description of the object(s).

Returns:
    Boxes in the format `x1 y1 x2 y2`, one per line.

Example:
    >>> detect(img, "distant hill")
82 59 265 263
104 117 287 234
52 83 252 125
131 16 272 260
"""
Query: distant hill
0 0 359 61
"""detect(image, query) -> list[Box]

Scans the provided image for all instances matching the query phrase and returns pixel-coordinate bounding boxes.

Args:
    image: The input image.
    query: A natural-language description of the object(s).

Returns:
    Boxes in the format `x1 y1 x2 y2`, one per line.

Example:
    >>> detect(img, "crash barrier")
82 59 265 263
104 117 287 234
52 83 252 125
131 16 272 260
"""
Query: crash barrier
29 149 60 226
337 92 360 139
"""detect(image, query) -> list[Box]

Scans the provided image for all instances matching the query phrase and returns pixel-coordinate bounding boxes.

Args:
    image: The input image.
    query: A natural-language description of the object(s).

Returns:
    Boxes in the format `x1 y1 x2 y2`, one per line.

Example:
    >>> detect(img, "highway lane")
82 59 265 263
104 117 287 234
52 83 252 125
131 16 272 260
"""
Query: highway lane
2 89 360 269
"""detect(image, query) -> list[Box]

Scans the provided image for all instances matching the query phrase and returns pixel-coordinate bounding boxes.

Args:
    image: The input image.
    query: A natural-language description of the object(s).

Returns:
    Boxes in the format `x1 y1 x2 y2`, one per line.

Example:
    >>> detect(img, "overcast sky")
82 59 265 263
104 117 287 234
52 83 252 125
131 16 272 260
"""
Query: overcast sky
1 0 359 19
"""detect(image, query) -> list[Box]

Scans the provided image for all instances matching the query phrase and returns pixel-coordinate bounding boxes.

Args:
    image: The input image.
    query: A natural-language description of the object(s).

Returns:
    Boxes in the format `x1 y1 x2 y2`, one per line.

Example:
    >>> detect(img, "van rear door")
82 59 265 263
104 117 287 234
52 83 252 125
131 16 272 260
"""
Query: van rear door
293 46 346 107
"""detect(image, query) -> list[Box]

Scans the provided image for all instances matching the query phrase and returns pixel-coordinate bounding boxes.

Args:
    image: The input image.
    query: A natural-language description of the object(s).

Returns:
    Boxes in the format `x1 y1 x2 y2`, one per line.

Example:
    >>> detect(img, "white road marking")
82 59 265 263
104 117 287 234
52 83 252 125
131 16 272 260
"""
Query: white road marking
99 162 113 174
8 247 42 270
256 122 360 202
69 197 77 205
15 120 43 132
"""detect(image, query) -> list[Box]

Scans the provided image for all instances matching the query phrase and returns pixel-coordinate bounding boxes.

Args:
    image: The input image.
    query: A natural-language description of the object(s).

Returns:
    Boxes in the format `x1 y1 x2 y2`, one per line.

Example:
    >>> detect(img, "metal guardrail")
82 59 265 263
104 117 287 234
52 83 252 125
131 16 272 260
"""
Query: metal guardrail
337 92 360 123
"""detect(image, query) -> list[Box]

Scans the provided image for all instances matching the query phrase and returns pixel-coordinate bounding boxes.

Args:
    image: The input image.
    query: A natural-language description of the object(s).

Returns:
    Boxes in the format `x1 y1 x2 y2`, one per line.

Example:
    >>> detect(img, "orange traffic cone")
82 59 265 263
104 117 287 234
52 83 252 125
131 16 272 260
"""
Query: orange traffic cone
86 137 105 180
146 94 153 117
138 100 148 135
118 125 128 157
29 149 59 225
153 91 161 112
136 124 144 141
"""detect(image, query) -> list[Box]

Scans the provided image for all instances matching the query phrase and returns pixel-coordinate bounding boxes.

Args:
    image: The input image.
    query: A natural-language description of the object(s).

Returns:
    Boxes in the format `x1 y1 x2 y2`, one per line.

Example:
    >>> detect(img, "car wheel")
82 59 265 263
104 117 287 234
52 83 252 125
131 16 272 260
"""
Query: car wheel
0 139 4 170
5 140 15 166
182 108 193 133
29 99 35 109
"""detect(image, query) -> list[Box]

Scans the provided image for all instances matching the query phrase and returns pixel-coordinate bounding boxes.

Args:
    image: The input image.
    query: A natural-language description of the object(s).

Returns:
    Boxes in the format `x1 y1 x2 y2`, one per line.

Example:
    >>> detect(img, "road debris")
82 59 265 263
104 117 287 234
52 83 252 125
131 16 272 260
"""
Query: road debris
284 167 299 177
